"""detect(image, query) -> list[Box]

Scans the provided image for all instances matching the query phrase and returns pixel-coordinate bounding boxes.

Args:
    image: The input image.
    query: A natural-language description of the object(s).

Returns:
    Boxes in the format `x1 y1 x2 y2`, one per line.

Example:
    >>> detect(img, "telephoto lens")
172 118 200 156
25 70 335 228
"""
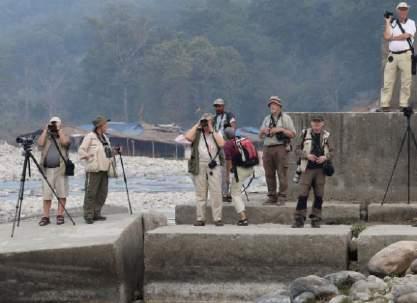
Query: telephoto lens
293 166 302 183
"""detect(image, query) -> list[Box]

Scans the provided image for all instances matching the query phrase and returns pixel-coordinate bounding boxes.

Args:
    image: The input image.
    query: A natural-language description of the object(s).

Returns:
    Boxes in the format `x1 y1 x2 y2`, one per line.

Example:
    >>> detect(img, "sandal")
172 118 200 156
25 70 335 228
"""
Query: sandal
237 219 249 226
38 217 50 226
56 215 65 225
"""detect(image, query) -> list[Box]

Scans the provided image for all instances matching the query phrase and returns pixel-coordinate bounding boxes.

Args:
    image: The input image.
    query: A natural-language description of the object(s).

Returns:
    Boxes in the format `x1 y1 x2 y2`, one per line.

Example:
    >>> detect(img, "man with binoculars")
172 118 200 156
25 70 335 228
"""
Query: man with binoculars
185 113 225 226
380 2 416 112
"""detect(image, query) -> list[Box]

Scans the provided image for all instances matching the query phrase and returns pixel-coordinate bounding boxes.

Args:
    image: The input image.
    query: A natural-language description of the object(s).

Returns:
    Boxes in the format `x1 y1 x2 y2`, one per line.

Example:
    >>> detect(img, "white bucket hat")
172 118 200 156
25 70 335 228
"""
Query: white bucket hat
397 2 411 9
49 116 62 129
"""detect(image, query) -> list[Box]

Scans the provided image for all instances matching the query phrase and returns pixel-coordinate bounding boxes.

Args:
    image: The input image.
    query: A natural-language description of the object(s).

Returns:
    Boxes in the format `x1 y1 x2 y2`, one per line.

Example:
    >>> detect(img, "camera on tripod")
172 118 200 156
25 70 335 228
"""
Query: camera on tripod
16 136 34 147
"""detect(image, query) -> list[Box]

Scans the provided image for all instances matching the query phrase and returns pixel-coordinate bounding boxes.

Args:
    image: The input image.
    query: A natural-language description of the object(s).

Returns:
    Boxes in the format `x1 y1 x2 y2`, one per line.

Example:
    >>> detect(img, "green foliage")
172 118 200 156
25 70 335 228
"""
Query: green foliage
0 0 405 136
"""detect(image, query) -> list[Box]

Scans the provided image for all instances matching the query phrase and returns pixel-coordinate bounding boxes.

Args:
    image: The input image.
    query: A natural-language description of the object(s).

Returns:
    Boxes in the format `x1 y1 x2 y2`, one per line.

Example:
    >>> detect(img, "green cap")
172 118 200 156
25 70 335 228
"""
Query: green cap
92 115 110 128
311 115 324 122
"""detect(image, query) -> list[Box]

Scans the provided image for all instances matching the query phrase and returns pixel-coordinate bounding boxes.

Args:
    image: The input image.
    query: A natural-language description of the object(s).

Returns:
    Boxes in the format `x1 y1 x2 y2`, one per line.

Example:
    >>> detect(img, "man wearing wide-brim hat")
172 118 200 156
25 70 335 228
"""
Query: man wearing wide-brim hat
259 96 296 205
78 115 117 224
292 115 334 228
380 2 416 112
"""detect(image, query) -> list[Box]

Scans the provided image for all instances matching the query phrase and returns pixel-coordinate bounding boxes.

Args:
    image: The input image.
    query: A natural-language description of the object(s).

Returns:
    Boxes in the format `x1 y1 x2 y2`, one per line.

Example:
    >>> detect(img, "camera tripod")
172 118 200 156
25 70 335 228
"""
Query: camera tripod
381 108 417 206
11 142 75 238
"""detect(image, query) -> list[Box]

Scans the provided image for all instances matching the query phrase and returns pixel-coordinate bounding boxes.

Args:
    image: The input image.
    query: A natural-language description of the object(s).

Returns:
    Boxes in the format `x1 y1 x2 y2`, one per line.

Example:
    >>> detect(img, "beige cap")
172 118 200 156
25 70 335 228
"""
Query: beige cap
268 96 282 107
213 98 225 106
200 113 213 121
397 2 410 9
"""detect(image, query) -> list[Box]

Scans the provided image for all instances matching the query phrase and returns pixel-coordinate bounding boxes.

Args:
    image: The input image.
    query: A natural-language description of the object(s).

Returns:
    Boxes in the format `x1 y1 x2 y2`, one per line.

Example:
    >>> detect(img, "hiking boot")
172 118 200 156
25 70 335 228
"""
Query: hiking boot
93 215 107 221
193 221 205 227
310 217 322 228
263 196 277 205
291 216 305 228
85 218 94 224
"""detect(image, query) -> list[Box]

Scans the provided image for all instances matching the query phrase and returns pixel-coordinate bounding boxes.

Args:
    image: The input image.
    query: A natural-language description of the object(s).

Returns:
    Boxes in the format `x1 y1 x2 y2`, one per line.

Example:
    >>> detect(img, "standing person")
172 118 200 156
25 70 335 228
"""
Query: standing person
79 116 116 224
223 127 258 226
292 116 334 228
380 2 416 112
37 117 70 226
259 96 296 205
185 113 225 226
212 98 237 203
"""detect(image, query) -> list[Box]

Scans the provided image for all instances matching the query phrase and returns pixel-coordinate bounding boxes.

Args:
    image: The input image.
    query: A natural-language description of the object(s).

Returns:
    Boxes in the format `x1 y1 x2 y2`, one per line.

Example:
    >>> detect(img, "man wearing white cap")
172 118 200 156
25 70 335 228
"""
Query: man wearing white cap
37 116 70 226
380 2 416 112
259 96 296 205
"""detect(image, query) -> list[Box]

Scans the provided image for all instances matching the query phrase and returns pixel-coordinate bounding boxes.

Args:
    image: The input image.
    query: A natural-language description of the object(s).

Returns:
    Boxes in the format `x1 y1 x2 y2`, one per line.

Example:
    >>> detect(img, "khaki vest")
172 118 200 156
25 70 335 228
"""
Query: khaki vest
300 128 331 172
188 129 224 176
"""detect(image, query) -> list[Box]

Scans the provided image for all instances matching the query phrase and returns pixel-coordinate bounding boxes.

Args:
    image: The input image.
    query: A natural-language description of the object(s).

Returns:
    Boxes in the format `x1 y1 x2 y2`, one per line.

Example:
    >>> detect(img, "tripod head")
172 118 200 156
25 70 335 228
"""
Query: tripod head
16 136 35 152
403 107 414 118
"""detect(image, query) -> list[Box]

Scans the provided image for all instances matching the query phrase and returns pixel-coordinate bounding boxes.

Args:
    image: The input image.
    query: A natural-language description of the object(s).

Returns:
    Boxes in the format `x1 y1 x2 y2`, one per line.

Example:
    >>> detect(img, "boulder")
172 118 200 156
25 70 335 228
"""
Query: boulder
293 292 315 303
328 295 352 303
349 275 387 301
398 292 417 303
289 275 339 301
391 275 417 300
324 271 366 289
408 258 417 274
367 241 417 277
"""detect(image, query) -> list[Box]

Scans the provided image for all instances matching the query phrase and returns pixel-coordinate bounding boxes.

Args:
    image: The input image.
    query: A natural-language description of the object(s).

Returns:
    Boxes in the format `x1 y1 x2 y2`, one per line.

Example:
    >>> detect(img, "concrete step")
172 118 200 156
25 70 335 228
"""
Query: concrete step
144 224 352 303
0 213 156 303
175 201 361 225
368 203 417 224
357 225 417 272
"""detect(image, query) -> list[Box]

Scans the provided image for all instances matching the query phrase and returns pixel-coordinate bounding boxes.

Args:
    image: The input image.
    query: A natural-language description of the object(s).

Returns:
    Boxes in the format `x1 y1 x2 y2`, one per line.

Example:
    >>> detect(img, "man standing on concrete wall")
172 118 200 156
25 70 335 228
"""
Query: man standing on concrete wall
292 116 334 228
259 96 296 205
380 2 416 112
212 98 237 203
185 113 225 226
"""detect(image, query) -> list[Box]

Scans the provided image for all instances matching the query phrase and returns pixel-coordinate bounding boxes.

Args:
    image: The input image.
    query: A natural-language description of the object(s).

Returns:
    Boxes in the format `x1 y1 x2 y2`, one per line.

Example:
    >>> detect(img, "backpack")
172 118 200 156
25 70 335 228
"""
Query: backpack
233 137 259 168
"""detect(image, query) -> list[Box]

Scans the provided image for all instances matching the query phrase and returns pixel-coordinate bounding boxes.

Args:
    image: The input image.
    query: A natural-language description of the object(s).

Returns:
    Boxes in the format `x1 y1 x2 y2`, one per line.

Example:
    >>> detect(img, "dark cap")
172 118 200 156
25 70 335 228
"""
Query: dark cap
93 115 111 128
311 115 324 122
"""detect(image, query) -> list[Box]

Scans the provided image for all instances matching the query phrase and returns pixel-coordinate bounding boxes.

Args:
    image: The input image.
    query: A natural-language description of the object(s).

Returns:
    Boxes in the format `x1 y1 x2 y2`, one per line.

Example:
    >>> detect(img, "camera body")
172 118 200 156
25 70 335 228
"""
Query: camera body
200 119 209 128
384 11 394 19
104 145 113 158
48 121 58 133
276 131 290 142
208 160 217 169
16 136 34 146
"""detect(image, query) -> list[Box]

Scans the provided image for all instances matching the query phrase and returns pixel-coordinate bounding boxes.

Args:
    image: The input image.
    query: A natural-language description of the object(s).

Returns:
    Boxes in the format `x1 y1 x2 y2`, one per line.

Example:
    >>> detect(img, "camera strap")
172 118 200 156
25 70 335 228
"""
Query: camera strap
269 113 282 128
396 20 415 54
50 135 68 164
202 131 220 162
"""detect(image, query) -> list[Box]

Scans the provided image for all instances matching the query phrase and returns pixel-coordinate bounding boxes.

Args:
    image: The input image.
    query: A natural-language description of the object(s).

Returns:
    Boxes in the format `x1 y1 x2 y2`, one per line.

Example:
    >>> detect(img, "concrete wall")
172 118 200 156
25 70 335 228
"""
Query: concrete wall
285 112 417 202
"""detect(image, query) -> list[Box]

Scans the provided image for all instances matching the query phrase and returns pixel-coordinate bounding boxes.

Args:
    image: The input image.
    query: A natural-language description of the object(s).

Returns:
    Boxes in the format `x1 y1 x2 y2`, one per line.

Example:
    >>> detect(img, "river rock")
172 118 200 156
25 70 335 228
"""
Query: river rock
289 275 339 301
367 241 417 277
349 275 387 301
293 292 315 303
324 271 366 289
391 275 417 300
408 258 417 274
397 292 417 303
328 295 352 303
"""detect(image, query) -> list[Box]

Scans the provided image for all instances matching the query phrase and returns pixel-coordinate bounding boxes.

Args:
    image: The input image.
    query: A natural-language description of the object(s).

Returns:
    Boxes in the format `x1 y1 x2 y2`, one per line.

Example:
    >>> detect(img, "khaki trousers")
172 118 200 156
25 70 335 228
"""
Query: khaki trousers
83 171 108 219
262 145 289 197
381 51 412 108
192 162 223 222
231 166 254 214
295 168 326 219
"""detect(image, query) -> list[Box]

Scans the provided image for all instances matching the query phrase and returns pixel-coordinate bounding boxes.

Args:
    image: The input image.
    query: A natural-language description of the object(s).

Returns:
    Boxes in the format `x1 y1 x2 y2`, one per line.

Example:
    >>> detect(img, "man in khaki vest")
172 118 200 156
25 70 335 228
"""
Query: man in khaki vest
292 116 334 228
380 2 416 112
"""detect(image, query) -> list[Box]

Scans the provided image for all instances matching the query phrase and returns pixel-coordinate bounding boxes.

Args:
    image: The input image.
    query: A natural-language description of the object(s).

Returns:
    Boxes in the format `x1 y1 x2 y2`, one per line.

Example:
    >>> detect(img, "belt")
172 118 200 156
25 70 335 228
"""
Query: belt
391 49 411 55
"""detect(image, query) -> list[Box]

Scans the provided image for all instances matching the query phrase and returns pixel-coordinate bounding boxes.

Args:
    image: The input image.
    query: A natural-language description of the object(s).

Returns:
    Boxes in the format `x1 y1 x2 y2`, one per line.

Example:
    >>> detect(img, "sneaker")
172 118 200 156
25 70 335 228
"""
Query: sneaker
215 220 224 227
263 196 277 205
311 219 321 228
277 195 287 206
85 218 94 224
193 221 205 227
376 107 391 112
291 217 305 228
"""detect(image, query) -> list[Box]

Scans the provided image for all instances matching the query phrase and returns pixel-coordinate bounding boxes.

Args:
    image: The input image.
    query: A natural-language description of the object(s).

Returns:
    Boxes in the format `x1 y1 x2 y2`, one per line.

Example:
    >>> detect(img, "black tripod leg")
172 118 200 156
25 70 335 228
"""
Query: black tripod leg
11 155 29 237
381 129 408 206
119 153 133 215
28 153 76 225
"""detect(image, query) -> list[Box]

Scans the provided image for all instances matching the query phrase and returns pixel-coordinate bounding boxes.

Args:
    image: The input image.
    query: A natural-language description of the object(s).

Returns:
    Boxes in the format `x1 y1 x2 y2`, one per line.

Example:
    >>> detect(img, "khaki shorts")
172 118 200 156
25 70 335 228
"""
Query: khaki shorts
42 167 69 200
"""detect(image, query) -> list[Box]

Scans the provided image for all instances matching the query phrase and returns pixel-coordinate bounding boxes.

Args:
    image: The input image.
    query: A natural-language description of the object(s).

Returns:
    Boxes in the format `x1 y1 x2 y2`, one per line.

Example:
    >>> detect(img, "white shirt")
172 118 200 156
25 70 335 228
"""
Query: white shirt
198 132 219 162
389 19 416 52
